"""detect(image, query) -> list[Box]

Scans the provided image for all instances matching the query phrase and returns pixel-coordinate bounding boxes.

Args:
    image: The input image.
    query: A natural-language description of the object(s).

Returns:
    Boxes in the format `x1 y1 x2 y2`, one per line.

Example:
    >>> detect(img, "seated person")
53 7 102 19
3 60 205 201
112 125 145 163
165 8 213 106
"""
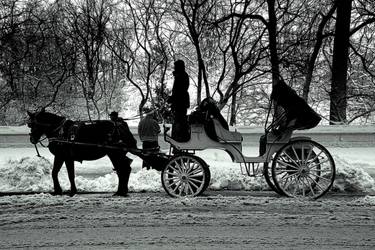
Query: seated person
189 97 241 143
138 108 161 169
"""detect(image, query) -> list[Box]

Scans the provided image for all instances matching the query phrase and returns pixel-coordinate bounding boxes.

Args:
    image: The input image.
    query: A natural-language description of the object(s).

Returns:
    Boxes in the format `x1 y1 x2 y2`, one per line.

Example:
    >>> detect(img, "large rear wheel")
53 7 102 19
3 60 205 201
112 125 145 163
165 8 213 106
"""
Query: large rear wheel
161 154 210 197
271 139 335 199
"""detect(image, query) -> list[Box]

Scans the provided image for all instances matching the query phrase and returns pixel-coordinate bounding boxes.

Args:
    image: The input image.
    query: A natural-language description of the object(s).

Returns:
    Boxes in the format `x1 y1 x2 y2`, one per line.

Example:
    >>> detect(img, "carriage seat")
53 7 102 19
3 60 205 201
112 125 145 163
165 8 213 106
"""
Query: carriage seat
212 118 242 143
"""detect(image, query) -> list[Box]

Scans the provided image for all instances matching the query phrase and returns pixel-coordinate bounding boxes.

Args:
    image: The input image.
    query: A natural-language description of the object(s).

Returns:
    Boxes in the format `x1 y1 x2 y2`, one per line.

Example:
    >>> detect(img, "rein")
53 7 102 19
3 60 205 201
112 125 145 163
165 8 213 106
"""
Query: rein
122 108 160 121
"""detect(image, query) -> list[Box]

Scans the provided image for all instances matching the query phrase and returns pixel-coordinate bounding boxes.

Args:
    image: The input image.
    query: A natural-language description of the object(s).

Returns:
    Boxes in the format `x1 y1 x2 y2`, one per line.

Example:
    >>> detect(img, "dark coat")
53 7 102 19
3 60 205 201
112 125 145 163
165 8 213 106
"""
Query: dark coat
169 71 190 109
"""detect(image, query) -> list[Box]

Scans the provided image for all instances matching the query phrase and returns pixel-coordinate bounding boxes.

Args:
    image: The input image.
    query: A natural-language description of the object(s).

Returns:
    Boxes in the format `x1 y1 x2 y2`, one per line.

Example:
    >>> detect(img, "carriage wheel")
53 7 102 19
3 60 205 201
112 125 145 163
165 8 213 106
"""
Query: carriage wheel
263 162 284 195
271 139 335 199
161 154 210 198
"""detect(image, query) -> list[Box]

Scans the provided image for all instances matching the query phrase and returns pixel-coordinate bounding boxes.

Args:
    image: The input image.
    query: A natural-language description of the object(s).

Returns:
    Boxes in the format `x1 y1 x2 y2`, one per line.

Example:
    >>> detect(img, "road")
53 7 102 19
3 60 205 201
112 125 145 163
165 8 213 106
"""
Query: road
0 191 374 249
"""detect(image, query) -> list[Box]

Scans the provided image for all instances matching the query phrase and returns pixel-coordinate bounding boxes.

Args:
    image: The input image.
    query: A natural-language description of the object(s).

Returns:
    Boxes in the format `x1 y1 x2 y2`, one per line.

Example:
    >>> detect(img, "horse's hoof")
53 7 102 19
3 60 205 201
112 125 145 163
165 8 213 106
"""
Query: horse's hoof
69 192 77 197
113 192 128 197
51 191 63 196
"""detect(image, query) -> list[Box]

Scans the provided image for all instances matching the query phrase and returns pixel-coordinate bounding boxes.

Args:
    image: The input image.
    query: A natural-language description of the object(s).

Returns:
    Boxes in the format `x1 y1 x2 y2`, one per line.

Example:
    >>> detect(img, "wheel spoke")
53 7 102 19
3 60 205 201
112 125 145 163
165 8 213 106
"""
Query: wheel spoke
301 145 305 163
188 179 200 190
185 158 191 173
292 176 300 196
306 175 326 191
291 146 301 163
303 177 316 197
283 149 301 167
308 172 332 182
300 178 306 197
307 158 330 170
276 159 299 169
165 176 179 181
169 165 181 174
187 183 194 195
275 169 298 173
169 179 181 189
189 177 204 184
188 168 203 176
305 147 314 164
280 171 299 180
166 171 179 177
282 175 294 190
189 172 204 178
309 149 324 164
300 177 313 197
177 160 185 173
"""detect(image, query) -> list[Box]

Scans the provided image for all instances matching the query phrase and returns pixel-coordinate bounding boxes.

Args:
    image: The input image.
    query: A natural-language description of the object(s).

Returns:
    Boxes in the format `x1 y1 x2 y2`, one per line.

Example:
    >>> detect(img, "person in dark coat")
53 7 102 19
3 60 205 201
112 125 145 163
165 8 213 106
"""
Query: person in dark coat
138 109 161 169
168 60 190 142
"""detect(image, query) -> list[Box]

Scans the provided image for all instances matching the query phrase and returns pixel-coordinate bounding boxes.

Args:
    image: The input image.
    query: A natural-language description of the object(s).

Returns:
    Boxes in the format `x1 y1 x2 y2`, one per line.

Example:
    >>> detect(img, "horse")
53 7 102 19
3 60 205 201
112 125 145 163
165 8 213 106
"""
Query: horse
27 108 137 197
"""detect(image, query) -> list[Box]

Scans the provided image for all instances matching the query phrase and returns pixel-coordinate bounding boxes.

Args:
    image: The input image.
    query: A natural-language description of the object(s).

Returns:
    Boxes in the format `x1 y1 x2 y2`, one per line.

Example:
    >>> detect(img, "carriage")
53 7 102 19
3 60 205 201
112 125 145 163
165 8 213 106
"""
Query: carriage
28 81 335 199
132 81 336 200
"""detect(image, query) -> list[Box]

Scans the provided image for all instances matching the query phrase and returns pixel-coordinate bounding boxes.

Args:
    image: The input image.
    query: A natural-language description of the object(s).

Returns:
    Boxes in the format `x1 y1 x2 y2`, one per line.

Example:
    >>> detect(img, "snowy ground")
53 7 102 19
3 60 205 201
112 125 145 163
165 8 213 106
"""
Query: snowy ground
0 146 375 194
0 146 375 249
0 192 375 249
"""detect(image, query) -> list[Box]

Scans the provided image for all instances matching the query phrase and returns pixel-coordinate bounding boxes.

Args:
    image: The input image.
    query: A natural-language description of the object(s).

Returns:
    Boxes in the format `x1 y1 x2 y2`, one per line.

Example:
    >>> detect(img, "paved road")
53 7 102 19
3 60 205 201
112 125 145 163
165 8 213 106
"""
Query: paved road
0 191 374 249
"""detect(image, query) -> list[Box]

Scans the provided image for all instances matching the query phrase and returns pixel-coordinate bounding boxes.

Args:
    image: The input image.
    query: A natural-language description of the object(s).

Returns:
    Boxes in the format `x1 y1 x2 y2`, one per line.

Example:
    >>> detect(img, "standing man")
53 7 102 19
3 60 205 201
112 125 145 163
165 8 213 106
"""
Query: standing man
108 111 136 196
168 60 190 142
138 109 161 169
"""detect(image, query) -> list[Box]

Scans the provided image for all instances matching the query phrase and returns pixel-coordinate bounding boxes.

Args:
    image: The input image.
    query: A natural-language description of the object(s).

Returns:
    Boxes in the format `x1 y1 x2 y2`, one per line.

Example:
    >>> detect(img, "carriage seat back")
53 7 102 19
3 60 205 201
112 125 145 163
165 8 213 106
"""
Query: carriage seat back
212 118 242 143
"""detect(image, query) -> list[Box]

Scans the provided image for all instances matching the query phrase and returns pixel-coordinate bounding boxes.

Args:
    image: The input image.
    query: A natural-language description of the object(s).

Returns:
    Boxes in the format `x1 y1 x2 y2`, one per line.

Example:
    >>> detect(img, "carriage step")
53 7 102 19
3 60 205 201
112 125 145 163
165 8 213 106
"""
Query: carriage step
241 162 262 177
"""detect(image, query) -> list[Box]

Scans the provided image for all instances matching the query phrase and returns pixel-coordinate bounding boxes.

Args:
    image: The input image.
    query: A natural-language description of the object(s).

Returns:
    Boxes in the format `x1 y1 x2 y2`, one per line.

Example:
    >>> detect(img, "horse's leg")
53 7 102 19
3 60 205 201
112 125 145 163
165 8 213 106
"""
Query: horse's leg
109 153 132 196
52 156 64 195
65 159 77 197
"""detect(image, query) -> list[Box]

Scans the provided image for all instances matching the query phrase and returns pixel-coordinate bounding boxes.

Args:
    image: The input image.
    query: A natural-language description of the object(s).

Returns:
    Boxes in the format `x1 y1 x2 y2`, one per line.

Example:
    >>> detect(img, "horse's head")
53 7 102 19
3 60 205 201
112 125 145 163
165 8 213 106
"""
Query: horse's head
27 108 64 144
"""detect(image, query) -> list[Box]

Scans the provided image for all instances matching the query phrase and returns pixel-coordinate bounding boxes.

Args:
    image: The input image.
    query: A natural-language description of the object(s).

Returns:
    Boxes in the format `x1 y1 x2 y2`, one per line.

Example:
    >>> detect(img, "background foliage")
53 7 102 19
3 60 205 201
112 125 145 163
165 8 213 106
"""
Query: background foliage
0 0 374 125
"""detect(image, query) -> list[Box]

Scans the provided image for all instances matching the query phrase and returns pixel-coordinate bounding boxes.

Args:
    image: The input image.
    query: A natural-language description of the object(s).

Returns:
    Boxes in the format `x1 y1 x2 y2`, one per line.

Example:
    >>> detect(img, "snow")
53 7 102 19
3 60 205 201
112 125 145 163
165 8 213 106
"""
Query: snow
0 147 374 194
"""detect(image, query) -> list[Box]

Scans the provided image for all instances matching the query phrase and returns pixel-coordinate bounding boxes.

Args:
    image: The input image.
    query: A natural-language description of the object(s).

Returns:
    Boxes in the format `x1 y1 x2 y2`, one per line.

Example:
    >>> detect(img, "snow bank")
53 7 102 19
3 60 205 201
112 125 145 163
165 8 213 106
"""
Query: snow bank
0 155 374 193
0 157 53 192
332 156 375 193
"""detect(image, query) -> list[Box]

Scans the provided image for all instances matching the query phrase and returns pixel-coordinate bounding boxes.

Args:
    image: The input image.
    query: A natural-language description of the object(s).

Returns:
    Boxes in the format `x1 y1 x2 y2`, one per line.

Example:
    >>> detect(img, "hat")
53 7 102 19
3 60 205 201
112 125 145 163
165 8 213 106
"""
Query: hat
174 60 185 72
109 111 118 117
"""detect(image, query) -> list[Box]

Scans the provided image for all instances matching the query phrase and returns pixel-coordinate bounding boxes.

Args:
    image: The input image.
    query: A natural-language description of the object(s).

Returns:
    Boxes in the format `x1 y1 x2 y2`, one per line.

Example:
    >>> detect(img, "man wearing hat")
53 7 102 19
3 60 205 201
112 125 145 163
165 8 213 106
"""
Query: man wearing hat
108 111 137 196
138 108 161 169
109 111 121 122
109 111 137 147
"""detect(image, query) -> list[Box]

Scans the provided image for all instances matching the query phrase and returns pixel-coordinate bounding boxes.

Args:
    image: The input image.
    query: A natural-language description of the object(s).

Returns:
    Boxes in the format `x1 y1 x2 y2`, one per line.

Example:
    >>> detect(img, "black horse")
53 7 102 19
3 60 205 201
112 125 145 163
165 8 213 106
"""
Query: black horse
27 109 137 197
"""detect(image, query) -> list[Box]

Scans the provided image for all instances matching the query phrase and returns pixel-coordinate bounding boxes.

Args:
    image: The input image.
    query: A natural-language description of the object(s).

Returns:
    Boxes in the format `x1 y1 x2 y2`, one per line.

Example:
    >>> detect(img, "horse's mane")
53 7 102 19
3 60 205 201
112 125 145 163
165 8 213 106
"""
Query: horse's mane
36 111 65 124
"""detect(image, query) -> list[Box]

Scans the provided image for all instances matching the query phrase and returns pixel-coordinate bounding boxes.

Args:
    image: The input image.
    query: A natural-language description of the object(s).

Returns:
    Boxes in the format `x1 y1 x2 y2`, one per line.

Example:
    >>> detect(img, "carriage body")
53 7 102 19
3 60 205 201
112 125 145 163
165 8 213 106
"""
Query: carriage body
158 82 336 199
159 120 335 199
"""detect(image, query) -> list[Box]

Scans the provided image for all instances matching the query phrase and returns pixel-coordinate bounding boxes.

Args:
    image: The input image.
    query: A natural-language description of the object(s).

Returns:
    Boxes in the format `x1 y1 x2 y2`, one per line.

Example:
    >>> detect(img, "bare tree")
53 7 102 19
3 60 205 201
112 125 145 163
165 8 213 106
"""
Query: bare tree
330 0 353 124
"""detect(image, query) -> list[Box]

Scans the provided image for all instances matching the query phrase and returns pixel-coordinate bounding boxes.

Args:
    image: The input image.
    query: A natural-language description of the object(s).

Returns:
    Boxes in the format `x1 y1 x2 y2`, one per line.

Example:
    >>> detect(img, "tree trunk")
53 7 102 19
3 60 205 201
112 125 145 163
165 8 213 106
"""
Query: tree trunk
330 0 352 124
267 0 281 87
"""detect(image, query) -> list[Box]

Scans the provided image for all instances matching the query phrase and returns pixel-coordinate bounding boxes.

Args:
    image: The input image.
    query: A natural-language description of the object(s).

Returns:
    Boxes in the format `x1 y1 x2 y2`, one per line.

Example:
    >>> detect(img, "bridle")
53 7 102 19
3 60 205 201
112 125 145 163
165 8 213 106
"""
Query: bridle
29 115 66 157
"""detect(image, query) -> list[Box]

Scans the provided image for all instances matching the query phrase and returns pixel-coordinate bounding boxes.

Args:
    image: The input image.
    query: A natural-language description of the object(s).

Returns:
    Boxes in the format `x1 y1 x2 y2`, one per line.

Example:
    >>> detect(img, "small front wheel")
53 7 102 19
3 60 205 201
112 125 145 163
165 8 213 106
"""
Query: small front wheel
271 139 335 199
161 154 210 197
